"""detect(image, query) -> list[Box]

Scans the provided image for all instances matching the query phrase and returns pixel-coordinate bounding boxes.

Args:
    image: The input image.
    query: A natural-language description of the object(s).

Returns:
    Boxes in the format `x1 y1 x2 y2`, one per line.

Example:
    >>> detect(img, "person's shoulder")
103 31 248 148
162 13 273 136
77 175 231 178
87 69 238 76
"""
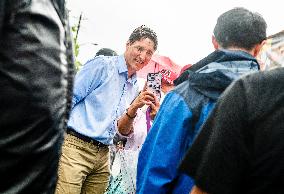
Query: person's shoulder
239 67 284 88
174 79 190 93
92 55 119 64
173 79 201 101
83 55 119 69
254 67 284 80
225 68 284 105
160 89 188 110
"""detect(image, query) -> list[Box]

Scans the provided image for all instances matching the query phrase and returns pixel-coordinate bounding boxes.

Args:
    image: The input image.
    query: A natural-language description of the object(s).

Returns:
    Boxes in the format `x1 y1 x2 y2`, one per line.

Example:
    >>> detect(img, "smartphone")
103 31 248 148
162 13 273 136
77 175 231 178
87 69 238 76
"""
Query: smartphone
147 72 162 101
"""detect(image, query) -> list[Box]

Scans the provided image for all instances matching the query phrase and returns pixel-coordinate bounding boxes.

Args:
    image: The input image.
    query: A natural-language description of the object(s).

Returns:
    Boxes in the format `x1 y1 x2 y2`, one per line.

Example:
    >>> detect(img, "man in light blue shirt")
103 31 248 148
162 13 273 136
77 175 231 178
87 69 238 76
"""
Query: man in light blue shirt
56 25 158 194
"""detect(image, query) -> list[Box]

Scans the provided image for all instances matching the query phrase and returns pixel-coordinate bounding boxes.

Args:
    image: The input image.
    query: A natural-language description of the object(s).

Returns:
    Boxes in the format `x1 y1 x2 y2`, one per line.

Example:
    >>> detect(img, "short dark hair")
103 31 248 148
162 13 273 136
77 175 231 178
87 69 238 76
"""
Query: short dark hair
128 25 158 50
95 48 118 56
213 7 267 50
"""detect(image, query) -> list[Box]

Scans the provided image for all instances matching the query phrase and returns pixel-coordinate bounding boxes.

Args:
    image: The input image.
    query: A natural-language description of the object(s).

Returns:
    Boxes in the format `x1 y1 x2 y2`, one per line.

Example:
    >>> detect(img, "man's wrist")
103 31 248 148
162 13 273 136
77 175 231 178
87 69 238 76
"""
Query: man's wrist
119 128 133 136
126 108 137 119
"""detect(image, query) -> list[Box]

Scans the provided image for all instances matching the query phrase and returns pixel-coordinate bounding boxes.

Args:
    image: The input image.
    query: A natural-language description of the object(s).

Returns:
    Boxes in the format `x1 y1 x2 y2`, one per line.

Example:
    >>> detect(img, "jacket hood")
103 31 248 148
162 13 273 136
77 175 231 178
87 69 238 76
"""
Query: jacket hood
174 49 259 85
184 51 259 100
187 68 233 100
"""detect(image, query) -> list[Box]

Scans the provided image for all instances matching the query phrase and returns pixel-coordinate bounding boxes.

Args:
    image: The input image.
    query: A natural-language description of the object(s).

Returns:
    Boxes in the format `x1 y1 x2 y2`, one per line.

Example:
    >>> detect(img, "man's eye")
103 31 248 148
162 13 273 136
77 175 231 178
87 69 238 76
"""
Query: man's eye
136 47 143 52
147 51 153 56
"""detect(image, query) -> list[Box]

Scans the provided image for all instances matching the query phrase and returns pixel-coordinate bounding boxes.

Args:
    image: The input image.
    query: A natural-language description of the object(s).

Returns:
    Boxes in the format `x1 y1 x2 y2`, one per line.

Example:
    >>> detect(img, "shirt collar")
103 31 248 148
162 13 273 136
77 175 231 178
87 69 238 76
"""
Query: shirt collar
117 55 128 74
117 55 137 85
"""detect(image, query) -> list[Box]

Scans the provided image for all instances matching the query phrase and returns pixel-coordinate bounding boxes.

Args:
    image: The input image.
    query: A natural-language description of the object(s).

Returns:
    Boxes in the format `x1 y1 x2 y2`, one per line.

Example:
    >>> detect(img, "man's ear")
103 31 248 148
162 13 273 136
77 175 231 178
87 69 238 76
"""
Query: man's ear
212 36 219 50
252 40 267 57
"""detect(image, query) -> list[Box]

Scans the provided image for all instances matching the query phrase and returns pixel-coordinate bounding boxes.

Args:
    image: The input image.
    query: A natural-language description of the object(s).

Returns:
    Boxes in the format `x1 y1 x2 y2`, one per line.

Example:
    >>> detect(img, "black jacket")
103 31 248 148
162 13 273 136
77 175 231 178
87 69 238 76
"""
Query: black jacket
180 67 284 194
0 1 74 193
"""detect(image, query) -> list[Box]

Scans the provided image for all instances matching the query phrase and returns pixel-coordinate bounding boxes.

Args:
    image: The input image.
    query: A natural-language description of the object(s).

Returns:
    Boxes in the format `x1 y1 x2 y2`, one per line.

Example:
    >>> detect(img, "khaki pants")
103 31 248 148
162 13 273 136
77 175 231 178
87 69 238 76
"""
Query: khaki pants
56 134 110 194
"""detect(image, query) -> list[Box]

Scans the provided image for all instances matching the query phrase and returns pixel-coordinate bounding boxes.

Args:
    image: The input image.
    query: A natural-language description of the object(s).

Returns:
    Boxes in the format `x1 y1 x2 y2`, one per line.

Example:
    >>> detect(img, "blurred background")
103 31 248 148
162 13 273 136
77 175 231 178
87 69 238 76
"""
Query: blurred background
66 0 284 68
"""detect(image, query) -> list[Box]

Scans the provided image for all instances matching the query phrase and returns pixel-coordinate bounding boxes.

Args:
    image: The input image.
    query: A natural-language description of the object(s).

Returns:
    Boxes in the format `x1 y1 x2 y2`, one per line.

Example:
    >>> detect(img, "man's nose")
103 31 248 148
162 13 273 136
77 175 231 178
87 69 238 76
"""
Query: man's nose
139 51 147 61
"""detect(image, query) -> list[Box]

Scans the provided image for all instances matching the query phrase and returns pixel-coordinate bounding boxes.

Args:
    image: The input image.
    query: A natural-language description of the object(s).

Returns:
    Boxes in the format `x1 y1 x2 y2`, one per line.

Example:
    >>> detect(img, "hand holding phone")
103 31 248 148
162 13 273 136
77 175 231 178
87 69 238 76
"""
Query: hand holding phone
146 72 162 101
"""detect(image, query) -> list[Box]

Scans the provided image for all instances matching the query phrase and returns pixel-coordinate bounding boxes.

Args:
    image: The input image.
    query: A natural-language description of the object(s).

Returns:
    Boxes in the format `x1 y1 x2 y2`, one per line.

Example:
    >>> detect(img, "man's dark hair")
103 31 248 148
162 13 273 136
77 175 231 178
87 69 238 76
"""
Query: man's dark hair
96 48 118 56
213 7 267 50
128 25 158 50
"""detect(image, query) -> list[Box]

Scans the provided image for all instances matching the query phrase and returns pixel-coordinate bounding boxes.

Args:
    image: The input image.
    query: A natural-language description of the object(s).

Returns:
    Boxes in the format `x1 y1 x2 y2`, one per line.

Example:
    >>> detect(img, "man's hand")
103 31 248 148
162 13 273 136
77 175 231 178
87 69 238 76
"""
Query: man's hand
117 81 160 136
131 90 156 109
147 94 160 120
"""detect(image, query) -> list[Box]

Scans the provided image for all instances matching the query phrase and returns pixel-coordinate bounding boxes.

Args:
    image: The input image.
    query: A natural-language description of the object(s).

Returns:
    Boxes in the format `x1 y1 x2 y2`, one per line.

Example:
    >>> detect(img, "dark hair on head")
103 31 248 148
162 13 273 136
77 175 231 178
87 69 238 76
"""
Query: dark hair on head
128 25 158 50
95 48 118 56
213 7 267 50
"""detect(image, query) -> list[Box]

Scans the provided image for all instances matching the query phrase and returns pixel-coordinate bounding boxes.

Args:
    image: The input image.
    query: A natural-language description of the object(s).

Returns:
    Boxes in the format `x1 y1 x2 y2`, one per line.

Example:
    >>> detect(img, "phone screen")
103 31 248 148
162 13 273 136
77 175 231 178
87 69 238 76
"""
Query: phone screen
147 72 162 101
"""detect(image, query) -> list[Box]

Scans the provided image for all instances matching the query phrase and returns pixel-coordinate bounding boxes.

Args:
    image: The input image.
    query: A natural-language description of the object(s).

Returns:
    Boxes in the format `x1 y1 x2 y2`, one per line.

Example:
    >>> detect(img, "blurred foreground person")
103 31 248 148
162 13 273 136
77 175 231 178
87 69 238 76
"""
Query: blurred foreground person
56 25 158 194
0 0 74 193
137 7 267 194
180 67 284 194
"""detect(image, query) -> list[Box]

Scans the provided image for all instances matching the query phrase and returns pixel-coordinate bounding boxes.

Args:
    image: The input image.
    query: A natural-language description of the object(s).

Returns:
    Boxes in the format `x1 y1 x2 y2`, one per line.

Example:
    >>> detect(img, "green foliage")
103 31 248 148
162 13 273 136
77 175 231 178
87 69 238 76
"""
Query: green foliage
71 26 77 32
74 43 80 61
71 19 82 71
75 60 82 71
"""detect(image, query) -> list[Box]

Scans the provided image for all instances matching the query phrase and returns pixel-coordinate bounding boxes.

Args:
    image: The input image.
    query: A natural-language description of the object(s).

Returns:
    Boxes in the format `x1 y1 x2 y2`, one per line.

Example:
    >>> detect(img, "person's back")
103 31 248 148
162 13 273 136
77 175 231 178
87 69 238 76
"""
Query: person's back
227 68 284 194
0 1 73 193
232 68 284 194
137 7 267 194
180 67 284 194
137 50 260 194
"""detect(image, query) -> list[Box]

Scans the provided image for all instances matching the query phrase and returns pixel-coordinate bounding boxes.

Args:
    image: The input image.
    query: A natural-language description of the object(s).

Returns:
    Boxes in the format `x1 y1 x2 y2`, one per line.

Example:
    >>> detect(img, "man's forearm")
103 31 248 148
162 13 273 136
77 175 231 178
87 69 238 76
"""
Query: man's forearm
117 106 138 135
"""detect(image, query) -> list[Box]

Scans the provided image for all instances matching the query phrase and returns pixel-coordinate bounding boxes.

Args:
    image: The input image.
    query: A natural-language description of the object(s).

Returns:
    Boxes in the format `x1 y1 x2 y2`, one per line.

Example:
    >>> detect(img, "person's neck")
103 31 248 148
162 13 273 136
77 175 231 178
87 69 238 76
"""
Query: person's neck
128 70 135 79
224 47 255 56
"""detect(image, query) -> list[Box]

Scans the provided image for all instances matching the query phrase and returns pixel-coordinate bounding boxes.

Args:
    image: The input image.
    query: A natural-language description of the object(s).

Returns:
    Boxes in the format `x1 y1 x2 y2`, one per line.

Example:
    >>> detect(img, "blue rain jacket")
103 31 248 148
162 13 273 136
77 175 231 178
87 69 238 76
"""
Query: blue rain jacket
137 49 260 194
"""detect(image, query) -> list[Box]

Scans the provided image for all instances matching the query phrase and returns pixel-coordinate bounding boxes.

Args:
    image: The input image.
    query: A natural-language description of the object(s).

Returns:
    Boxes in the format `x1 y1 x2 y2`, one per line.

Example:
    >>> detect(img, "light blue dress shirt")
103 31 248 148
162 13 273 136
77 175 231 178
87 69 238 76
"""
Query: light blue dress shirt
68 55 139 145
